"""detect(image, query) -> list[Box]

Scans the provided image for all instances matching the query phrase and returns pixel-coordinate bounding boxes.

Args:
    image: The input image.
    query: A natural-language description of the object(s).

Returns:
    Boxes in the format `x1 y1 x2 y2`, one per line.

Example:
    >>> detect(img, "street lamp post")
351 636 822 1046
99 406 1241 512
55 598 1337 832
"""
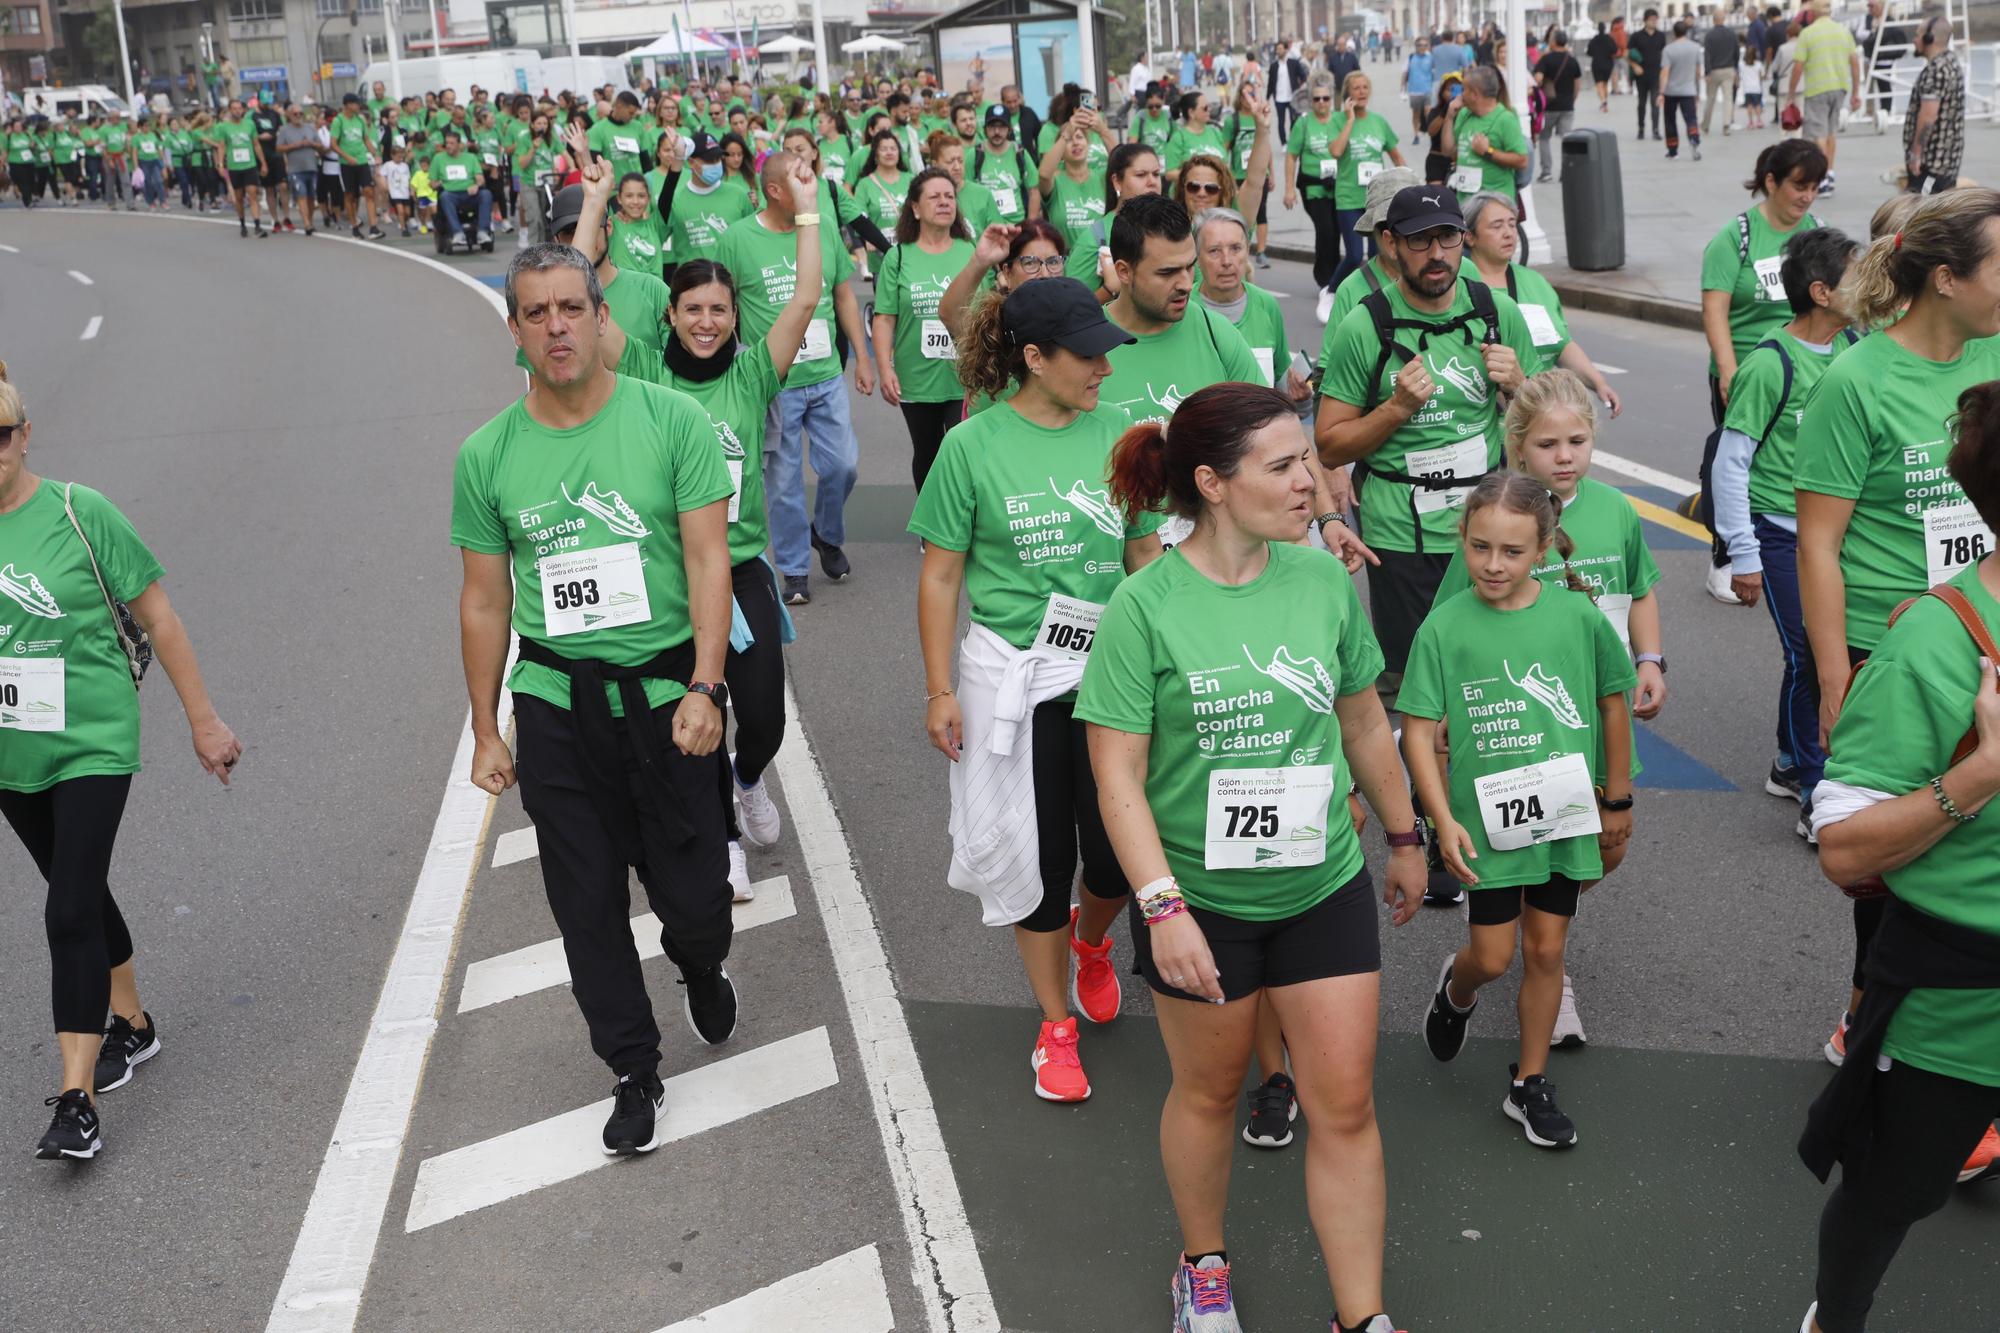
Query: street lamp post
809 0 829 93
110 0 136 111
382 0 403 98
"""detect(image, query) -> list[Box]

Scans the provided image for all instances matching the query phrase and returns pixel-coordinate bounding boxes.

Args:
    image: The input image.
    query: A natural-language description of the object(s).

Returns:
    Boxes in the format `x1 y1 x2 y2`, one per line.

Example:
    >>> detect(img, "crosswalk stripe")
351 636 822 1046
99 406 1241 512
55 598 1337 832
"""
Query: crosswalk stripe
404 1026 838 1232
1595 362 1628 375
492 826 540 868
651 1245 893 1333
457 877 797 1013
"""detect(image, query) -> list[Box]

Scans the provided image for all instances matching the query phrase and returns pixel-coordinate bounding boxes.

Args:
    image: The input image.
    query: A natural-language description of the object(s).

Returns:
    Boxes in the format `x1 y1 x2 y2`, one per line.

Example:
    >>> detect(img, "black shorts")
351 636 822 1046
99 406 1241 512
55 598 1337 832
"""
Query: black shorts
262 160 285 189
57 161 81 185
1364 547 1452 677
318 173 345 207
340 161 374 194
228 167 260 191
1133 867 1380 1003
1466 874 1583 926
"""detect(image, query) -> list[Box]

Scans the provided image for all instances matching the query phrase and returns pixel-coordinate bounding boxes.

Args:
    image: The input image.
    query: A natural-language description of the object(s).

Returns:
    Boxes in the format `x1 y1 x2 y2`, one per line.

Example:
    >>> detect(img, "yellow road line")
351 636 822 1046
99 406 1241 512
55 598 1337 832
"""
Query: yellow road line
1626 493 1712 542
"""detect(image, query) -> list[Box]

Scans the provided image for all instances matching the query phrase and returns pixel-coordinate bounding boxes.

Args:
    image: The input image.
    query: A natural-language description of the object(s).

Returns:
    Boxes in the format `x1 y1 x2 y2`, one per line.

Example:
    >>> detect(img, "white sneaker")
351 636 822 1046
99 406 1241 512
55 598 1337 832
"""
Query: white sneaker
1551 973 1587 1048
1705 562 1744 605
727 840 754 902
734 760 783 847
1800 1301 1818 1333
1315 284 1336 325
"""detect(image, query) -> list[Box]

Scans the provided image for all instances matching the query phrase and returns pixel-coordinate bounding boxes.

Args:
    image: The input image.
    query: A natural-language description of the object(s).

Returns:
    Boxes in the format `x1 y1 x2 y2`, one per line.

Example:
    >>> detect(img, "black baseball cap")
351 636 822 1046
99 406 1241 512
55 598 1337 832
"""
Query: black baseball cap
983 105 1010 127
1385 186 1465 236
688 130 724 161
1003 277 1136 358
341 93 361 106
548 184 586 236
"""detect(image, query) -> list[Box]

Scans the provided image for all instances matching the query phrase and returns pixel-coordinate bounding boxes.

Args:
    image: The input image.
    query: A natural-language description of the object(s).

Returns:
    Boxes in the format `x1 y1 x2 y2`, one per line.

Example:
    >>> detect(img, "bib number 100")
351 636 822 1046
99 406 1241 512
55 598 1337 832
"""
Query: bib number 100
550 578 601 611
1491 793 1546 830
1222 804 1279 839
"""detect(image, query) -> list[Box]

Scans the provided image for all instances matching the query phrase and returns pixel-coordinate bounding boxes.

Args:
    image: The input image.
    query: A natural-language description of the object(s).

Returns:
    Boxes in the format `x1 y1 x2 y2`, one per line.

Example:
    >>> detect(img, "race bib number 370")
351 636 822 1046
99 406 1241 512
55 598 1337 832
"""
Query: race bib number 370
1203 765 1334 870
538 542 650 637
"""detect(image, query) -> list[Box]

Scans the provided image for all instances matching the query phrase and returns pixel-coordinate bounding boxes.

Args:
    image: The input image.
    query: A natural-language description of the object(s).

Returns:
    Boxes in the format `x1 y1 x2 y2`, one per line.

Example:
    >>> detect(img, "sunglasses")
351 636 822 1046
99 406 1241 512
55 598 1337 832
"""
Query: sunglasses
1311 95 1335 103
1185 181 1223 196
0 422 23 446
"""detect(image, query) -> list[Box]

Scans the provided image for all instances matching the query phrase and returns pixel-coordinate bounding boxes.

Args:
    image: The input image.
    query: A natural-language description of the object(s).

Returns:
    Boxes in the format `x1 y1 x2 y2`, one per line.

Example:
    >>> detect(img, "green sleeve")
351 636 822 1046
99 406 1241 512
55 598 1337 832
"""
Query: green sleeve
906 424 976 549
75 489 165 604
1433 552 1472 608
1396 615 1448 721
745 339 781 399
449 444 509 554
875 246 906 317
1720 346 1782 438
832 183 864 225
1792 366 1869 500
615 335 664 384
1332 563 1387 694
664 394 735 511
1824 654 1958 793
1699 223 1742 295
1073 583 1158 733
1591 602 1639 694
1320 307 1381 406
1494 110 1528 155
1623 499 1662 596
1285 115 1307 157
1493 293 1539 370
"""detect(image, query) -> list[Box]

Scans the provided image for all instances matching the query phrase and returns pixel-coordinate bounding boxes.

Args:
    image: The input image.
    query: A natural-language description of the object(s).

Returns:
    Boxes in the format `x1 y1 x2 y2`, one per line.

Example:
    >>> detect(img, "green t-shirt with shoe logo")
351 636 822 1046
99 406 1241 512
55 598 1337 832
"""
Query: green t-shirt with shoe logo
876 239 977 404
715 215 857 391
1101 302 1264 427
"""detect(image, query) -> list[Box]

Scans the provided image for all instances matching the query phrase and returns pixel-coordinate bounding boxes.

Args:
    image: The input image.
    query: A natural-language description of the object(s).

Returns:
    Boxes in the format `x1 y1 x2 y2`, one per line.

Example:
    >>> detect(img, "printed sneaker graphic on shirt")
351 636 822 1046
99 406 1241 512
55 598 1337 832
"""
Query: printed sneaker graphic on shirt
1429 353 1488 406
0 564 64 620
583 589 645 629
713 418 746 459
562 481 652 540
1055 477 1126 539
1505 659 1586 730
1245 644 1336 714
1150 384 1188 416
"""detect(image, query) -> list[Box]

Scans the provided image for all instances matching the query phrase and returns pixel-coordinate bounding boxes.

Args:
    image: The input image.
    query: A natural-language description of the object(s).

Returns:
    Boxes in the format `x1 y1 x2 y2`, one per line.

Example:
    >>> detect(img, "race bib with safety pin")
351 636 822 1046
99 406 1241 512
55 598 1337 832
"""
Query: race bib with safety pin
992 184 1020 215
1924 501 1995 586
1753 255 1785 301
1595 592 1634 651
1406 433 1489 514
1475 752 1601 851
1204 765 1335 870
1032 593 1104 660
920 318 957 360
538 542 650 637
1447 164 1482 192
1519 302 1562 346
1357 160 1382 185
0 658 65 732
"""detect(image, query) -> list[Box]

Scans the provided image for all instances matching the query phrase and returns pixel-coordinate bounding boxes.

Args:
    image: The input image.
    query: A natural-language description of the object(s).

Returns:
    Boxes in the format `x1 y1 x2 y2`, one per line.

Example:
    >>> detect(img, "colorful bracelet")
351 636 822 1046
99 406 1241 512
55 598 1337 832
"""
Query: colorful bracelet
1932 774 1977 824
1142 897 1188 926
1134 875 1177 906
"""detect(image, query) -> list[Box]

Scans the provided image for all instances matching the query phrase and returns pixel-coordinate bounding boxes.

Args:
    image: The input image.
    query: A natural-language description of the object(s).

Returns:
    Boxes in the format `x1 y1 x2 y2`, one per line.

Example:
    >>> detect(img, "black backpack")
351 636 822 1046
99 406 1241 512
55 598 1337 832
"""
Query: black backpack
970 144 1033 197
1692 328 1860 533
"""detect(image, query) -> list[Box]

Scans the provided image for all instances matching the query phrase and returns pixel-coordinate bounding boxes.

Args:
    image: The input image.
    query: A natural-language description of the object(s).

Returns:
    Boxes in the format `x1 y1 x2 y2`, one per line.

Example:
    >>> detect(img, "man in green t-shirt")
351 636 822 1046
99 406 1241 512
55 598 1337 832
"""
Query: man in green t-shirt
452 242 738 1157
331 93 384 239
1441 66 1528 201
212 101 269 237
971 106 1037 224
586 92 654 183
1316 186 1535 680
49 112 82 204
431 128 493 251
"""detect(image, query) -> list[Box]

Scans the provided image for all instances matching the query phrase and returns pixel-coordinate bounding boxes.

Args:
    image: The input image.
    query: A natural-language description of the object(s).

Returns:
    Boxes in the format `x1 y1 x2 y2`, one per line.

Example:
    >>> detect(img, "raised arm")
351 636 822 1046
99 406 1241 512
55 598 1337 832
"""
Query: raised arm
942 223 1016 336
767 154 826 380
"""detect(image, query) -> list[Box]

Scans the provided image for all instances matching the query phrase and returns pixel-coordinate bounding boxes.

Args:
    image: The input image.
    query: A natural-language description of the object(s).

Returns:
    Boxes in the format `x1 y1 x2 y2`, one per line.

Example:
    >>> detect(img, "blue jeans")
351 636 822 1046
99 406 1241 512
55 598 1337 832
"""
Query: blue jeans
440 188 492 240
139 159 165 206
763 373 860 577
1754 515 1824 792
175 163 194 207
1333 206 1374 288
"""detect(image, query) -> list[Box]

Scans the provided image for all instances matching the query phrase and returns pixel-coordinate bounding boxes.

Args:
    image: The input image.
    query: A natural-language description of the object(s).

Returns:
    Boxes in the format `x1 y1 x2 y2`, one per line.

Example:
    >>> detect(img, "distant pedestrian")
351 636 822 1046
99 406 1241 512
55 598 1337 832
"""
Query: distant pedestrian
1661 19 1706 161
1403 37 1436 143
1786 0 1860 194
1533 30 1582 182
1587 22 1617 110
1902 15 1963 195
1628 9 1667 139
1700 5 1741 136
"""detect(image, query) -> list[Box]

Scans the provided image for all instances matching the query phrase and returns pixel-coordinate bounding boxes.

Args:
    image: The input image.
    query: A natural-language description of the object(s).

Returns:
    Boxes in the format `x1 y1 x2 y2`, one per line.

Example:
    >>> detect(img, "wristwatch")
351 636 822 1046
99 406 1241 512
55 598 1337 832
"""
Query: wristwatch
1385 827 1424 849
686 681 729 709
1634 652 1667 673
1595 787 1635 812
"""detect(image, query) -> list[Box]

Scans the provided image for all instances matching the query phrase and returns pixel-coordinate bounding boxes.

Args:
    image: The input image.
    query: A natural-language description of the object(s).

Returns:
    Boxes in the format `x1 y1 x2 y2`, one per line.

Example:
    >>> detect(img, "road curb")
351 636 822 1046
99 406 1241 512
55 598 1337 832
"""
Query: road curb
1265 242 1705 333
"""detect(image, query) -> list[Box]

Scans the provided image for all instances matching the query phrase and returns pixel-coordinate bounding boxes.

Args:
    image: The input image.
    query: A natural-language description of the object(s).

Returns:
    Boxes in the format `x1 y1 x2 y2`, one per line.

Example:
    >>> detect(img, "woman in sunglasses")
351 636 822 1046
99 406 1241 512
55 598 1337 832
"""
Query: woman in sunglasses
1284 73 1352 323
1171 93 1273 230
0 363 243 1163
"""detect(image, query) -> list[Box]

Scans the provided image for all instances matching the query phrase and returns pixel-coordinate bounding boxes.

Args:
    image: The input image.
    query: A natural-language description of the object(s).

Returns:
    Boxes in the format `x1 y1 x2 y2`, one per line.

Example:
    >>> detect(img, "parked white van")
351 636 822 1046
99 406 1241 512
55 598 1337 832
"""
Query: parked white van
356 51 546 103
21 85 134 122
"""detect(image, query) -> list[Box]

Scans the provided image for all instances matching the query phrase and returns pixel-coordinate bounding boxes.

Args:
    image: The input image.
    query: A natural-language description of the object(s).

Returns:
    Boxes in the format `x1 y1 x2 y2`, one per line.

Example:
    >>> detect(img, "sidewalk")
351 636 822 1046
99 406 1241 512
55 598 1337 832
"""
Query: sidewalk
1260 94 1997 329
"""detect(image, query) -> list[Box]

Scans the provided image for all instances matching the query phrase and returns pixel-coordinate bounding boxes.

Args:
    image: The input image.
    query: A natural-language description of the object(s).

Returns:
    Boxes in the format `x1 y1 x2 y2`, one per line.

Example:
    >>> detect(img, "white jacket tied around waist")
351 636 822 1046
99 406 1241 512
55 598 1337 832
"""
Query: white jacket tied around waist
947 623 1089 927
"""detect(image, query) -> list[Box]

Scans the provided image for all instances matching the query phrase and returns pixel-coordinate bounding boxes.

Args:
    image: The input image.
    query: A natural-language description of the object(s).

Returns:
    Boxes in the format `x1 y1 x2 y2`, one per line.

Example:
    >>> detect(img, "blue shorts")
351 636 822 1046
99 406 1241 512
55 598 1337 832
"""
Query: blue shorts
288 170 318 201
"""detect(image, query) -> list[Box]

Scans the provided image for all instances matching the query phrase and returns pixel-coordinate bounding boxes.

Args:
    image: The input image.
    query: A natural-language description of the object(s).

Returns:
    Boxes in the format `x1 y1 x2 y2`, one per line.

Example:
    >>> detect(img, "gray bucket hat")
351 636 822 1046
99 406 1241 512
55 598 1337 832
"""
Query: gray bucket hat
1357 166 1423 232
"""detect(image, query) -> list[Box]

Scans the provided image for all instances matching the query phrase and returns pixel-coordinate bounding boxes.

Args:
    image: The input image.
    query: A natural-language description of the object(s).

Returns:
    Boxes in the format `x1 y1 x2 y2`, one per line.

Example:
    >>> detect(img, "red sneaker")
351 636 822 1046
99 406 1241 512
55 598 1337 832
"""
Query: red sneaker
1069 906 1121 1024
1030 1017 1090 1102
1958 1123 2000 1185
1823 1015 1848 1067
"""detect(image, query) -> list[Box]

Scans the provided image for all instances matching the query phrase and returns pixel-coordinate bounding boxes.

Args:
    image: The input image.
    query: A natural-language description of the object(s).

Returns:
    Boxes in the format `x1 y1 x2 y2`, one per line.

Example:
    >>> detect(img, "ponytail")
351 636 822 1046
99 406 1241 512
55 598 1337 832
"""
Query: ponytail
1107 382 1298 522
1460 470 1594 600
1547 501 1594 599
954 289 1022 399
1107 419 1173 519
1847 187 2000 329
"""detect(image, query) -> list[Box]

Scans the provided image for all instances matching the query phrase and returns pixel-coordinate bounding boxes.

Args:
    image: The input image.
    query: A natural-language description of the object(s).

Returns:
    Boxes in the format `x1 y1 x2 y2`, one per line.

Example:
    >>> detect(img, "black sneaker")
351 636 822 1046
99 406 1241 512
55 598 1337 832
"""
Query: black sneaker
783 574 811 606
1503 1063 1578 1148
1423 955 1475 1062
1241 1071 1297 1149
1765 761 1802 802
94 1013 160 1093
679 964 738 1045
352 224 364 239
1423 867 1465 908
35 1090 101 1161
368 226 386 240
1797 794 1819 846
811 526 852 581
239 219 248 237
601 1072 665 1156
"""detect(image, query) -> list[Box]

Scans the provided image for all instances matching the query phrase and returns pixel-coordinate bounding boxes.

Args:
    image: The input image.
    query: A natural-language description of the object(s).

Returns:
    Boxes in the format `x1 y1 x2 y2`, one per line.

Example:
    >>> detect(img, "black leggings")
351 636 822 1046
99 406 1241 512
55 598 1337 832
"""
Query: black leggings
0 774 136 1033
901 400 961 492
1301 190 1341 291
1814 1059 2000 1332
1019 700 1130 933
719 557 787 840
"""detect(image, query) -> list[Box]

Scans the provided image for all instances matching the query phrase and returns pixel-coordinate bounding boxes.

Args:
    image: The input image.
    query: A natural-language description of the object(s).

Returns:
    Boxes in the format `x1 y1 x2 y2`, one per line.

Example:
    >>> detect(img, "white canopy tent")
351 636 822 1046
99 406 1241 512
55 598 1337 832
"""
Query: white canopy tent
620 31 731 59
840 34 907 53
757 34 815 54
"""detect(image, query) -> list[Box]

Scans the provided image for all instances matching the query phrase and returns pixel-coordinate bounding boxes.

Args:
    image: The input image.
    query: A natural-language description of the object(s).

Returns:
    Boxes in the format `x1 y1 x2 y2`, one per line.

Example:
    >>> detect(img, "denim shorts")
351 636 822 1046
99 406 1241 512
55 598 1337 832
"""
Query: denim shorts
288 170 317 200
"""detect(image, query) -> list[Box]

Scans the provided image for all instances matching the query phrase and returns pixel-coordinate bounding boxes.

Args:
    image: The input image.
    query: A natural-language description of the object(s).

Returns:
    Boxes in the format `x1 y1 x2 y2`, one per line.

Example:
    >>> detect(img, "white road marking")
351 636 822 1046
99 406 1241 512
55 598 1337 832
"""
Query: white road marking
67 269 93 285
1592 450 1697 495
80 317 102 341
0 243 20 253
265 265 513 1333
1594 362 1628 375
652 1245 894 1333
491 825 539 867
774 681 998 1333
404 1026 839 1232
457 876 797 1013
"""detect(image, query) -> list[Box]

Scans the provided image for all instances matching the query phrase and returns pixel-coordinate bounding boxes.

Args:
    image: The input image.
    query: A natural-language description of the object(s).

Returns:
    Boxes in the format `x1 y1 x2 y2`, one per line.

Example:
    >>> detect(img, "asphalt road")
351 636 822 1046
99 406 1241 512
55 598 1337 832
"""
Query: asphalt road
1 206 1992 1333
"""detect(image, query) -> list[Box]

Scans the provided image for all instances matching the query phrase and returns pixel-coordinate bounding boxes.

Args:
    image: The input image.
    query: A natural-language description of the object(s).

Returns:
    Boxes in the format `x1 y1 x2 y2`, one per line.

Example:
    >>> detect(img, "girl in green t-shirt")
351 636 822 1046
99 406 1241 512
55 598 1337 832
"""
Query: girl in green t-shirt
608 172 667 279
1076 379 1423 1333
1036 117 1109 288
1402 471 1636 1150
851 130 910 238
870 168 975 490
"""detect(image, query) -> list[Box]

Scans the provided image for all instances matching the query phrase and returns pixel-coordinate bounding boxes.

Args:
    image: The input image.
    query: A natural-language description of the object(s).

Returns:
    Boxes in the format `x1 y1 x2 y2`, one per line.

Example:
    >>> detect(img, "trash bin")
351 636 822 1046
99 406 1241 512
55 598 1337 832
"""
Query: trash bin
1561 128 1625 272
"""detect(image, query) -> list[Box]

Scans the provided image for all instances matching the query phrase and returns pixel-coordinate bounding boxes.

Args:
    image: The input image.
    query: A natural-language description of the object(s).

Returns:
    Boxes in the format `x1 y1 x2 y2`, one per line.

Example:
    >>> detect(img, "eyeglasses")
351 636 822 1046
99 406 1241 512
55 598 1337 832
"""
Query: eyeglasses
1009 255 1057 274
0 422 23 446
1185 181 1223 196
1311 95 1335 103
1400 229 1465 252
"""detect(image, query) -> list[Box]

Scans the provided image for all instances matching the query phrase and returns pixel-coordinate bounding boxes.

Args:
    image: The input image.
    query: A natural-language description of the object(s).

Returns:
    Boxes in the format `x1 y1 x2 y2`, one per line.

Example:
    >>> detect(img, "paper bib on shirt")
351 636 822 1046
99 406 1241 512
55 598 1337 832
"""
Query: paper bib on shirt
1924 502 1995 586
1204 765 1335 869
0 658 65 732
1519 302 1562 346
1407 433 1488 514
1447 165 1482 192
537 542 651 636
1474 752 1601 851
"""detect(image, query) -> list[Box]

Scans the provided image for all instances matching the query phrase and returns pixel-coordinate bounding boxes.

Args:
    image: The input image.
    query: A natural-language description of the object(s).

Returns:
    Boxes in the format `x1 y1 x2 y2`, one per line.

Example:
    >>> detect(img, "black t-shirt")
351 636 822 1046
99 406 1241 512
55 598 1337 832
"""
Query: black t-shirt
1535 50 1583 110
251 107 281 154
1629 28 1668 77
1586 32 1617 69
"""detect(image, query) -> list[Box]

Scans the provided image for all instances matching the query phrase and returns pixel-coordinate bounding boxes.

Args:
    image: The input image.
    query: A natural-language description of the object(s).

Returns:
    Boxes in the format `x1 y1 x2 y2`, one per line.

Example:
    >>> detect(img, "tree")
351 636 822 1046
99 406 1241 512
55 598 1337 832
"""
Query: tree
80 4 124 81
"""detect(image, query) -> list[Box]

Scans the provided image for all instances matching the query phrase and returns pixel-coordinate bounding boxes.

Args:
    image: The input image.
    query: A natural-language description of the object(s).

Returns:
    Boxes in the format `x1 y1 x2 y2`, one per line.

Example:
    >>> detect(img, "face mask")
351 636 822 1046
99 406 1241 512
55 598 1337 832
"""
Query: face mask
696 161 723 185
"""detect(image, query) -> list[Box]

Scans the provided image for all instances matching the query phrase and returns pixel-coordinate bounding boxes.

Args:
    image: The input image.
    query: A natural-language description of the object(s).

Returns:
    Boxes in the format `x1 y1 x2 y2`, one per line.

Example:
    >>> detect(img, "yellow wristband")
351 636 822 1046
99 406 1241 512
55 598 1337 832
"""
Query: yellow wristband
795 212 821 225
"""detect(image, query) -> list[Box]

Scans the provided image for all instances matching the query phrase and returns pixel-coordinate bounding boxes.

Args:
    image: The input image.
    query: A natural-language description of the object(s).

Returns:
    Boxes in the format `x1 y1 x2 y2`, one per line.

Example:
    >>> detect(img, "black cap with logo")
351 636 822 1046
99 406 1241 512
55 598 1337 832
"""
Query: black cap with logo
1385 185 1466 236
1003 277 1136 359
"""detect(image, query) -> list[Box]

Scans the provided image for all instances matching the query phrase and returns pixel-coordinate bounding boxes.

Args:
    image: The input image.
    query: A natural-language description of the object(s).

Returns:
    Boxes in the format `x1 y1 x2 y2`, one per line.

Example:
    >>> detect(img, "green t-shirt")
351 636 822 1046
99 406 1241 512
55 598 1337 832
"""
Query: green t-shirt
665 176 755 260
214 118 259 171
853 169 910 232
909 401 1161 653
78 124 102 154
1332 110 1397 210
1449 104 1528 199
165 127 194 166
1132 109 1174 151
972 143 1030 222
629 340 784 567
472 126 503 170
449 376 735 715
1399 581 1637 888
1075 543 1384 919
877 239 977 403
1286 111 1344 192
1793 332 2000 649
1209 284 1290 388
587 116 653 181
818 137 854 186
1038 122 1109 170
50 128 80 165
1699 208 1821 374
99 122 130 155
1319 280 1539 552
1823 566 2000 1087
1042 168 1108 285
957 179 999 237
1499 262 1571 373
715 216 856 390
609 214 667 275
5 130 35 165
132 129 163 162
367 97 395 123
1101 302 1265 426
331 112 374 165
1163 123 1227 176
1723 328 1856 519
0 482 164 794
1224 113 1259 179
431 151 483 194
